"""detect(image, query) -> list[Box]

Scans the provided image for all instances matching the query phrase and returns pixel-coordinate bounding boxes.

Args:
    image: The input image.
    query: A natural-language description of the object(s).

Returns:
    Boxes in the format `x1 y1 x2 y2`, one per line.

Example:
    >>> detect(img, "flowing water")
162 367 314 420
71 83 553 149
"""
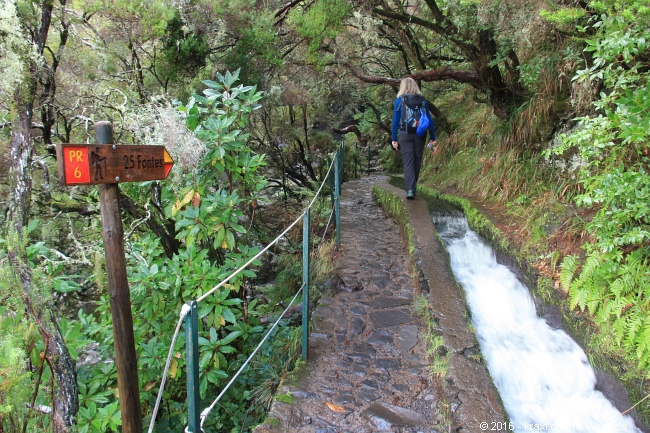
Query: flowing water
433 212 641 433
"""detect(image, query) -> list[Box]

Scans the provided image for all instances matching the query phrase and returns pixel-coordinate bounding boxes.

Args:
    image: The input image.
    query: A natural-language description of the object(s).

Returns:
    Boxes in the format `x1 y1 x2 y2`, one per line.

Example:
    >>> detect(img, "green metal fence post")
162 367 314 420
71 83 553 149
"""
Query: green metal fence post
334 152 341 250
340 142 345 185
302 208 310 360
185 301 201 432
327 156 334 207
337 144 343 195
367 144 371 175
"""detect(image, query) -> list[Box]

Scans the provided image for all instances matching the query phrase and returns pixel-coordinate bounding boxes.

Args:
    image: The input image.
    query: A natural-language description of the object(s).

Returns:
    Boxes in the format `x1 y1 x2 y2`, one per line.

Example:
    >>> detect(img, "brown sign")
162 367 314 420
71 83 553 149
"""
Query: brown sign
56 144 174 186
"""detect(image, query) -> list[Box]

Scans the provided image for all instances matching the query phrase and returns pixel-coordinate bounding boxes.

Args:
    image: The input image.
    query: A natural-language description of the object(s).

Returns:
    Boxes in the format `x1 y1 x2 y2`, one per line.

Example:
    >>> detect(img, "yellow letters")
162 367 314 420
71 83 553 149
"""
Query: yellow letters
69 150 83 162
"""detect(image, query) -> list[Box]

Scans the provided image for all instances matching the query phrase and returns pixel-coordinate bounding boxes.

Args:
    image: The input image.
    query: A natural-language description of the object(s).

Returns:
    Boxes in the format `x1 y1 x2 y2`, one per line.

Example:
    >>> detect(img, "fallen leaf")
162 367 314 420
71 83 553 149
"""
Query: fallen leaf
326 402 347 413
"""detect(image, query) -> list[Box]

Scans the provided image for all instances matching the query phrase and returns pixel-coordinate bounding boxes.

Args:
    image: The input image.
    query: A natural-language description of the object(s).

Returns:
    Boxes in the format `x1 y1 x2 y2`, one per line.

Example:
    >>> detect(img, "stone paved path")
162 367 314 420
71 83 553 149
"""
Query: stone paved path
255 175 505 433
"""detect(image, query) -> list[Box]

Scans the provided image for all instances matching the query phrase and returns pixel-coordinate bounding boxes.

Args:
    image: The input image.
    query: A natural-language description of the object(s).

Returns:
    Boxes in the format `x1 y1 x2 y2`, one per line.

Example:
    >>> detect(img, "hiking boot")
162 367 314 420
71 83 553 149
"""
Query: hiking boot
406 190 414 199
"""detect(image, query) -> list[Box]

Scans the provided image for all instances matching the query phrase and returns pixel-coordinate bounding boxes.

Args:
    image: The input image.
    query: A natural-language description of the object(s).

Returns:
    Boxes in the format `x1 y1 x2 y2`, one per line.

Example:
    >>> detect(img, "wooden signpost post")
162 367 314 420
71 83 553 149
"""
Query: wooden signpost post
56 121 174 433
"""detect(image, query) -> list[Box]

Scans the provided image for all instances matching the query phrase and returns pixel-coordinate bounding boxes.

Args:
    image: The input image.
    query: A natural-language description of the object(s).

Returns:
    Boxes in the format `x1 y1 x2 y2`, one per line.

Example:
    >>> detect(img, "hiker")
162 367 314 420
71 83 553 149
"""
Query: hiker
391 77 437 199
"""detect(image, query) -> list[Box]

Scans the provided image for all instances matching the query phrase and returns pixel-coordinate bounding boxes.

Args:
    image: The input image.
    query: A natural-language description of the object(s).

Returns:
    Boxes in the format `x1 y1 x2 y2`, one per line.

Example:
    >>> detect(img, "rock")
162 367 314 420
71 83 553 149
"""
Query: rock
369 309 415 328
361 379 379 389
363 402 425 428
397 325 419 352
333 391 355 405
371 296 412 309
350 317 365 335
367 329 394 346
375 358 401 370
290 389 321 399
358 388 381 402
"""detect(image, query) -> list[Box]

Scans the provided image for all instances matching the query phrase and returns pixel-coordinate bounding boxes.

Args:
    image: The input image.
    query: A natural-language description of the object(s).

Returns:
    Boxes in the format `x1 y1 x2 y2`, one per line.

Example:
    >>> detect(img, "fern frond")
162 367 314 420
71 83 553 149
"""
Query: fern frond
580 253 601 281
624 312 643 352
559 255 578 293
612 316 626 344
610 277 625 297
570 283 589 311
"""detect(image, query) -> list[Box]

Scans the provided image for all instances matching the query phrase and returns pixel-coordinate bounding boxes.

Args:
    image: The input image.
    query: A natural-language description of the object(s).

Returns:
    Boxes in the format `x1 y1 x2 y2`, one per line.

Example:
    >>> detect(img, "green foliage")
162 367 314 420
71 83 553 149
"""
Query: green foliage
378 146 402 173
0 262 50 433
221 11 281 86
540 8 586 26
549 1 650 372
559 254 577 293
0 315 30 428
159 14 209 82
287 0 351 59
72 72 303 432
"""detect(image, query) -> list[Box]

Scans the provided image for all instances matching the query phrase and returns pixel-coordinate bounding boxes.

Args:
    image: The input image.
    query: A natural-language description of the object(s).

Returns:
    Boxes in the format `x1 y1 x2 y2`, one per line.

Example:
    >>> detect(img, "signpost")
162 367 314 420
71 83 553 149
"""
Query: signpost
56 122 174 433
56 144 173 186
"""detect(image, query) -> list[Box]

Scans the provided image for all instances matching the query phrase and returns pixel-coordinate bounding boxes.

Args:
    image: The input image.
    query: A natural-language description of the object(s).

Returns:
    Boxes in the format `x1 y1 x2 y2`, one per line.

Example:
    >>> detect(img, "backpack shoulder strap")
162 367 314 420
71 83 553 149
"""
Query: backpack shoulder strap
398 97 405 129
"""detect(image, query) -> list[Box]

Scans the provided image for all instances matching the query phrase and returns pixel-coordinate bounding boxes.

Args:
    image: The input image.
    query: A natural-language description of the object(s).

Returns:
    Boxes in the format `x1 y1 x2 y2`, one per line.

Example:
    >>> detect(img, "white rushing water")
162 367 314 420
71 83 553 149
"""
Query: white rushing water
433 214 641 433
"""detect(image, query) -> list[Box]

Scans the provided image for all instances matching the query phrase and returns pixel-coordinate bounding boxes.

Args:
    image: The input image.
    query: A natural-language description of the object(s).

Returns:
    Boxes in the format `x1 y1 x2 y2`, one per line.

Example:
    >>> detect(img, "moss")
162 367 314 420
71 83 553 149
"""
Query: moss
273 392 293 404
266 417 282 426
371 185 418 276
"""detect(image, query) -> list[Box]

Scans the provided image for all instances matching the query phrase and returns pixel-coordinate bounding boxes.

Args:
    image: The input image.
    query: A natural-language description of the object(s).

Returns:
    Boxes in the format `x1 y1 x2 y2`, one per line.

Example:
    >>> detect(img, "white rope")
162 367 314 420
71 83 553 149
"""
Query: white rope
307 152 336 211
154 150 340 431
321 206 335 243
196 155 337 304
147 303 192 433
196 213 305 303
198 284 305 429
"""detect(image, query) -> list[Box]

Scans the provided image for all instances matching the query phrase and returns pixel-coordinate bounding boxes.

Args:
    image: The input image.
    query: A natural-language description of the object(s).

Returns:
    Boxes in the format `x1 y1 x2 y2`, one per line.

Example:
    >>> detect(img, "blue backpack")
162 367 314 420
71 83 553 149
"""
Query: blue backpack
400 94 429 137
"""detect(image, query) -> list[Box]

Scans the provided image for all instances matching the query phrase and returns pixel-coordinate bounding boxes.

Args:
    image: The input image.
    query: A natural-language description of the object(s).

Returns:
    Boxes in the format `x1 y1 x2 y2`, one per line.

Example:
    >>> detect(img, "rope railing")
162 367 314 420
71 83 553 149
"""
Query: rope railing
199 283 305 429
147 142 347 433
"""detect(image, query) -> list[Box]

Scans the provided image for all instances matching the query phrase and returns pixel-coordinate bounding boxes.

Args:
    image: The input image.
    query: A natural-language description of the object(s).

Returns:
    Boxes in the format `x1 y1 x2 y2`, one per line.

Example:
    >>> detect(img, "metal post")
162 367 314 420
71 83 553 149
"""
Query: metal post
340 142 345 186
301 209 310 360
367 144 371 176
334 152 341 250
337 144 343 195
327 156 334 207
186 301 201 432
95 122 142 433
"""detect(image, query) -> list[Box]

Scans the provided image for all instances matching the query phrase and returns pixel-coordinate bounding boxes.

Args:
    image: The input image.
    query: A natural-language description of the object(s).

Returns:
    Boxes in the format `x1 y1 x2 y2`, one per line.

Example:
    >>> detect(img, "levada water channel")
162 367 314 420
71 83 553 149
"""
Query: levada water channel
431 207 642 432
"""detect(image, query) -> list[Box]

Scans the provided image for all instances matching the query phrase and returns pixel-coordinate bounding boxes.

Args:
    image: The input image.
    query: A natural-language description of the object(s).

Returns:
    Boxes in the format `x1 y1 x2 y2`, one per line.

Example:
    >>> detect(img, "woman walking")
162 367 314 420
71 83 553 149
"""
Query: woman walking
391 77 437 199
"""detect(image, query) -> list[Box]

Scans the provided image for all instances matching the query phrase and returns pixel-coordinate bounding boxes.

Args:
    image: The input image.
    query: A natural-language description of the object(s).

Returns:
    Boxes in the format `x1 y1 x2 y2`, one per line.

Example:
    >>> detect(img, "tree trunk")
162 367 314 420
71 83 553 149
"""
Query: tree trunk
7 1 79 431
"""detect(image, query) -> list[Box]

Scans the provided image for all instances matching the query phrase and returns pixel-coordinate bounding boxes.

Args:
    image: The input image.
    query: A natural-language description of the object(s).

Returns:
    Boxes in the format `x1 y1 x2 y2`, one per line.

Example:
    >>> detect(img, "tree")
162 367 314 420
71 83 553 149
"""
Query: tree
4 0 78 431
280 0 527 119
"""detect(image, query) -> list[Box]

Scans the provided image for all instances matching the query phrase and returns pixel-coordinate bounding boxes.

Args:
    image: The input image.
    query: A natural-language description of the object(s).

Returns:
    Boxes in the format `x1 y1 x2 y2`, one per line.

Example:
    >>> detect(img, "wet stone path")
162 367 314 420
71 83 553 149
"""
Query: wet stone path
255 176 444 432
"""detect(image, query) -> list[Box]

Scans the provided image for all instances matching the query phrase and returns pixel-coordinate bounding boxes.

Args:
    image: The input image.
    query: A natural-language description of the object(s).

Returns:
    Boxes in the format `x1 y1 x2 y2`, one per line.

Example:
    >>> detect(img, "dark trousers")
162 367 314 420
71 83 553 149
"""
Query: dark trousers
398 132 425 192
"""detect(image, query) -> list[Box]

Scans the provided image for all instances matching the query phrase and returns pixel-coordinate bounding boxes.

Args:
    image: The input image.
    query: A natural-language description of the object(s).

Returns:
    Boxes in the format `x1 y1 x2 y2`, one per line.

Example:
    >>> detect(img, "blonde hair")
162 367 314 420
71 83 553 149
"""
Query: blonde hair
396 77 422 97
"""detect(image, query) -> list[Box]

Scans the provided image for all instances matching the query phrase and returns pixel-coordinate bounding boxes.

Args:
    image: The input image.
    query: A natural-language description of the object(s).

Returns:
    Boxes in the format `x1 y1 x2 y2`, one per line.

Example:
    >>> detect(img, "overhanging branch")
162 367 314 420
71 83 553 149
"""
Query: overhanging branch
333 125 367 146
344 61 483 89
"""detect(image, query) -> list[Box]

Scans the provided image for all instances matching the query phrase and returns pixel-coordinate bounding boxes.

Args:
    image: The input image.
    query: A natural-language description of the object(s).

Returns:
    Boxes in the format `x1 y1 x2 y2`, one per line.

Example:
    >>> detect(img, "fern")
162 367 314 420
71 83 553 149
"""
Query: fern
559 255 578 293
612 316 626 345
623 312 643 353
569 280 590 311
580 253 601 281
635 317 650 368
